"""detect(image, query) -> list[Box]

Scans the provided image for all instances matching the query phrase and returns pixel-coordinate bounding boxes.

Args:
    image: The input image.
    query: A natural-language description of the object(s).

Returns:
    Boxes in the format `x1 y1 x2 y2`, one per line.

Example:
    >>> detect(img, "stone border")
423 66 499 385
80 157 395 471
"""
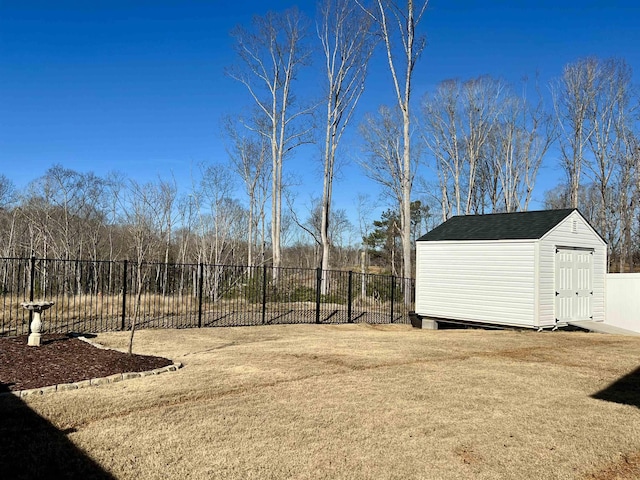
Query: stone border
0 336 182 399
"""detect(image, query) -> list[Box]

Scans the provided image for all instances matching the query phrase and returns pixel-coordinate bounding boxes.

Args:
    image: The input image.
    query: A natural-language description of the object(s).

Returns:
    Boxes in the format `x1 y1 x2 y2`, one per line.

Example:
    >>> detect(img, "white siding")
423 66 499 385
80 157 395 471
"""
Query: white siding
539 211 607 326
415 240 536 327
605 274 640 333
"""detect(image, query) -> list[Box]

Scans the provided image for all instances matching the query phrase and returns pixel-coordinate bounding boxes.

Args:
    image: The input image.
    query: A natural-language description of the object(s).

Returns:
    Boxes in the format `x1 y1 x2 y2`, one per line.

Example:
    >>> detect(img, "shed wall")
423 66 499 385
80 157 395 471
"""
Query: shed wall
415 241 536 327
539 211 607 325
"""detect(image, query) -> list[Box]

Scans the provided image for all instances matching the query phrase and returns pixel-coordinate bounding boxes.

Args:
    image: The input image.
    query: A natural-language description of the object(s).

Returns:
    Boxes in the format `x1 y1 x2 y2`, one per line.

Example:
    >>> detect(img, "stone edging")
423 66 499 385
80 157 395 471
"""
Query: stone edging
0 336 182 399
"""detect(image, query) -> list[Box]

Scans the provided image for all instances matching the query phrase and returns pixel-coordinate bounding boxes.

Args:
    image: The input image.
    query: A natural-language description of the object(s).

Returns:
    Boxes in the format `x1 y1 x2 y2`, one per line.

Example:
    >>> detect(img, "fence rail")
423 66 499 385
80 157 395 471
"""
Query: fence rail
0 257 415 337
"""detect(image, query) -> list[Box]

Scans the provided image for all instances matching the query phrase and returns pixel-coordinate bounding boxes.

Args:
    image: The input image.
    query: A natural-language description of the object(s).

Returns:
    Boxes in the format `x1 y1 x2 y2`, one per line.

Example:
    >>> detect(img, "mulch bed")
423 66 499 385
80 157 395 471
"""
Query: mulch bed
0 334 173 392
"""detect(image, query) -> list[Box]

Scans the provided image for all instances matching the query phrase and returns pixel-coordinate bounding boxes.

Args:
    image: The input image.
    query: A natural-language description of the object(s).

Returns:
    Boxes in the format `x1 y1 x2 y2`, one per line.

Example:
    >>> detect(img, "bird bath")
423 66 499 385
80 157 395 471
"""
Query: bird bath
20 301 55 346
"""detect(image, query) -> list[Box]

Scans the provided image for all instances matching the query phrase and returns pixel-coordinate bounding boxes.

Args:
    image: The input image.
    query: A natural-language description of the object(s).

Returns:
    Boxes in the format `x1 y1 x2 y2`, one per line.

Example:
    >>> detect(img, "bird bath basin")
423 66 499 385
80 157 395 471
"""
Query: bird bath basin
20 301 55 346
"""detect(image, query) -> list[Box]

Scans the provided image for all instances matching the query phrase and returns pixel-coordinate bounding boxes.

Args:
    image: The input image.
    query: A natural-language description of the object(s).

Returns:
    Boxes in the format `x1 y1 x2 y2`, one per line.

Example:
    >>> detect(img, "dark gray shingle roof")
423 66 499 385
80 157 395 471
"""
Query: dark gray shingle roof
417 209 577 241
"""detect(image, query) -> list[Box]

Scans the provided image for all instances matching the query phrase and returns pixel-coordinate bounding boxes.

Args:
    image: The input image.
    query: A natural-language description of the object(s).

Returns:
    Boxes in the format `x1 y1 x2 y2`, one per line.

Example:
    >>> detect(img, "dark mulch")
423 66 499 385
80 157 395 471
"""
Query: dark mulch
0 334 173 392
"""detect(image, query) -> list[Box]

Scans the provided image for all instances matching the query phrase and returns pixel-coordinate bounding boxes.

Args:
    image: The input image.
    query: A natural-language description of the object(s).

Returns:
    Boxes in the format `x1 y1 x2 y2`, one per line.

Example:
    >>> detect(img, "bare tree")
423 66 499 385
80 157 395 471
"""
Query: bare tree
422 77 502 217
616 132 639 271
460 77 505 214
552 57 639 270
552 58 599 208
423 76 553 217
287 195 353 267
421 79 461 221
174 193 198 297
0 174 16 208
0 175 18 259
356 193 377 298
196 164 243 267
156 177 178 295
196 164 246 299
359 104 423 279
317 0 376 293
357 0 429 300
119 180 164 354
485 78 555 212
227 8 314 276
359 105 414 214
121 180 163 268
583 59 634 248
223 117 270 267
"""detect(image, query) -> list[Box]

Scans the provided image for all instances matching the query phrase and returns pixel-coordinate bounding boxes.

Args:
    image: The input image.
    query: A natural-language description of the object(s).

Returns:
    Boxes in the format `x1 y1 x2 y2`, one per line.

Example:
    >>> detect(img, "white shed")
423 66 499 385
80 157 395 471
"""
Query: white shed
415 209 607 330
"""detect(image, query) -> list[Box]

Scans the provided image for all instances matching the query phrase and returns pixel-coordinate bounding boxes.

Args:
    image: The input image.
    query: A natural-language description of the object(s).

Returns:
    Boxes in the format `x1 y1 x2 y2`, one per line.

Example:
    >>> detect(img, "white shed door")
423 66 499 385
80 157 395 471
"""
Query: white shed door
555 248 593 322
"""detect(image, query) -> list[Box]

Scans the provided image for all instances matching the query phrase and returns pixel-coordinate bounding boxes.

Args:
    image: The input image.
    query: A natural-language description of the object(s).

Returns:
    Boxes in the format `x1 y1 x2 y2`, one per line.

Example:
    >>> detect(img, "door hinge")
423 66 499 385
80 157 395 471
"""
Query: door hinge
555 292 559 296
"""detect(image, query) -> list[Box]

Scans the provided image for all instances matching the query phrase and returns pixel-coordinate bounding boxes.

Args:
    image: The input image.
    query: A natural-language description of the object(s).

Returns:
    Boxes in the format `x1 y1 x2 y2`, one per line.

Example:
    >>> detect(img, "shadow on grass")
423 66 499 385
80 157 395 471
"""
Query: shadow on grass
0 384 115 479
592 366 640 409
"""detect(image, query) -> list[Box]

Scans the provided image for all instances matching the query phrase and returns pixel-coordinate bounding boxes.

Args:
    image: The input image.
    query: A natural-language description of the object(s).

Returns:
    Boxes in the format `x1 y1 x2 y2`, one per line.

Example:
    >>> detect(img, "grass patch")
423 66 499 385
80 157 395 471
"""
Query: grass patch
3 324 640 479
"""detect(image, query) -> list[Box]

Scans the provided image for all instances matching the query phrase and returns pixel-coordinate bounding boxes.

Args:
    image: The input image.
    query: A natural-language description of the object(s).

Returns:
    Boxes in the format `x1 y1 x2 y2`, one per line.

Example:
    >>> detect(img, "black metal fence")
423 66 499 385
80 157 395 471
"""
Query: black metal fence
0 257 415 337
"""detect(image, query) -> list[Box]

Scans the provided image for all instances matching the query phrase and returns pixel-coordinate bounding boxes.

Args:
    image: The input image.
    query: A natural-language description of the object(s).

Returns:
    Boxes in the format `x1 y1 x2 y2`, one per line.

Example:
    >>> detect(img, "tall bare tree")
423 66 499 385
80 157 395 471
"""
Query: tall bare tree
359 105 411 210
357 0 429 299
423 77 502 217
155 177 177 295
317 0 376 293
121 180 163 268
423 76 553 217
583 59 634 248
615 132 639 271
552 58 599 208
227 8 314 276
552 57 639 269
0 174 15 208
485 79 555 213
195 164 240 267
421 79 460 221
196 164 246 299
0 175 18 260
119 179 165 354
223 117 270 267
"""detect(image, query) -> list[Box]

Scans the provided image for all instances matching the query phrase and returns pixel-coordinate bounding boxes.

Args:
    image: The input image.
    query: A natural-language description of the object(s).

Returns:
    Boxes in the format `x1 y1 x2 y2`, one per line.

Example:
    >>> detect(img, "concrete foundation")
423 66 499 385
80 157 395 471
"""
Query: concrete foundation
420 318 438 330
409 312 438 330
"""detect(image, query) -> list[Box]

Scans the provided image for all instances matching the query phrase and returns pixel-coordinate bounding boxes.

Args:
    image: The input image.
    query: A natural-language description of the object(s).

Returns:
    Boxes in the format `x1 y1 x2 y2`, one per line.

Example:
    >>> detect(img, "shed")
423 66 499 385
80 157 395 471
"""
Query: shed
415 209 607 330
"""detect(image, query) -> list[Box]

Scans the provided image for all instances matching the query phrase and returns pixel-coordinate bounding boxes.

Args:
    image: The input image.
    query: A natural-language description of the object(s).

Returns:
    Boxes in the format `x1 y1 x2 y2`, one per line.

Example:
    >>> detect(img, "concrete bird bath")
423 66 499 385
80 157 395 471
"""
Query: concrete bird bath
20 301 55 346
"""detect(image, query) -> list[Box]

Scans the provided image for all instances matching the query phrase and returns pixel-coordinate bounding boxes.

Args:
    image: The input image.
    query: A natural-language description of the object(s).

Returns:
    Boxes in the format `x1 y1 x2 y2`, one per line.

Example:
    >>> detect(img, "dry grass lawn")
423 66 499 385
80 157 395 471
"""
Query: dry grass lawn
4 324 640 479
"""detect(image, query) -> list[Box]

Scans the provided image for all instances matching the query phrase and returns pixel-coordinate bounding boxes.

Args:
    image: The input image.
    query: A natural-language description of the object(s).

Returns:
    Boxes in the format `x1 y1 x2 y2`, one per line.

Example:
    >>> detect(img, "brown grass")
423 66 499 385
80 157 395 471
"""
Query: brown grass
4 324 640 479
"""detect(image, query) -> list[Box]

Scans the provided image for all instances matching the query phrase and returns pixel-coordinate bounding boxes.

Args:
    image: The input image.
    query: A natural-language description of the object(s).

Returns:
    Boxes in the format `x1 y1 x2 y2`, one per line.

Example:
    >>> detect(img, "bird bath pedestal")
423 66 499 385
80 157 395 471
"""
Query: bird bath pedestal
20 301 55 346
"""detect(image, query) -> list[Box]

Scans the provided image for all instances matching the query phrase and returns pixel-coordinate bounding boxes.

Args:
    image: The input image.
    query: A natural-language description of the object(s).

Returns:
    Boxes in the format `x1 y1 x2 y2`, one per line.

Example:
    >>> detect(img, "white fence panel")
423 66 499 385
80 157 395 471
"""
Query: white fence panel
606 273 640 333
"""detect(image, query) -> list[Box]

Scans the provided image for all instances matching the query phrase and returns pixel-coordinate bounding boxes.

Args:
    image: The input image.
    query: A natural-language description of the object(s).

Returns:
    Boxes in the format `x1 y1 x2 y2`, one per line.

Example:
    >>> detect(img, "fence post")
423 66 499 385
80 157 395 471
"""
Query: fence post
198 262 204 328
29 256 36 302
261 265 267 325
315 267 322 324
347 271 353 323
28 256 36 328
121 260 127 330
390 275 395 323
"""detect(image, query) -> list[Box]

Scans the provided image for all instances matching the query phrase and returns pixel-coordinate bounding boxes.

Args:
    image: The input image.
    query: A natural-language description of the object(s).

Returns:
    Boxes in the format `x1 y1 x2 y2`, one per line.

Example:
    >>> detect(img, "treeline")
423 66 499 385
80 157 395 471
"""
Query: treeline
1 2 639 275
542 58 639 271
222 3 640 274
418 58 639 271
0 166 367 271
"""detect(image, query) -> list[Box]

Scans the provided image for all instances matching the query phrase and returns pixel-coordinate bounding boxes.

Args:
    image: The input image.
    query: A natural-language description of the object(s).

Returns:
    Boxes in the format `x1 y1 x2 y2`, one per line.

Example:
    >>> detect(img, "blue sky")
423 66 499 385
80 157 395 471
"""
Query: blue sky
1 0 639 225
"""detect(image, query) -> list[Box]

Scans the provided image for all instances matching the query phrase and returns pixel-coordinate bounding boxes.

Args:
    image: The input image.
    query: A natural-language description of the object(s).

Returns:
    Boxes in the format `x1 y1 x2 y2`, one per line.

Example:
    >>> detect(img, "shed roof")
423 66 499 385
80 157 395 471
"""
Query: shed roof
418 209 578 241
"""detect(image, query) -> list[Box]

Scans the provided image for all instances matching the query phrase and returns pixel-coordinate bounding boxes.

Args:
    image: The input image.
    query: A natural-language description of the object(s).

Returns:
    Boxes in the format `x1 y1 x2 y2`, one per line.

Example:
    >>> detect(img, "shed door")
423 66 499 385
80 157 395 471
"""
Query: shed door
555 248 593 322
